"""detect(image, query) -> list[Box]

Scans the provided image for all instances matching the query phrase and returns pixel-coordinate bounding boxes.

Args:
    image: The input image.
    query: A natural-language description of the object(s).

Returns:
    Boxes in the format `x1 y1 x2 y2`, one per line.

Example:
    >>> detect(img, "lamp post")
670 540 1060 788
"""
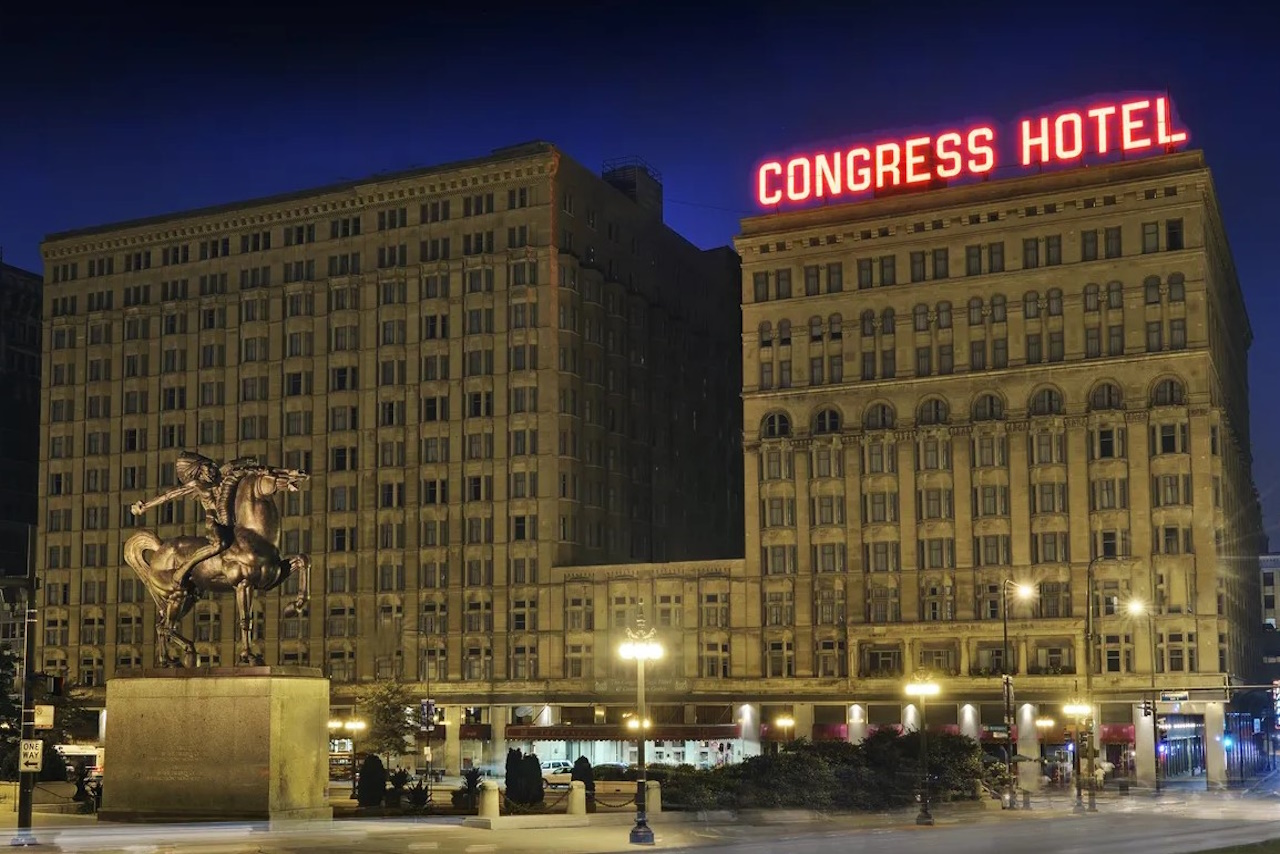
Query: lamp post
0 524 36 846
1001 581 1035 808
905 677 940 826
1082 554 1123 812
619 611 662 846
1127 599 1160 792
1064 702 1091 813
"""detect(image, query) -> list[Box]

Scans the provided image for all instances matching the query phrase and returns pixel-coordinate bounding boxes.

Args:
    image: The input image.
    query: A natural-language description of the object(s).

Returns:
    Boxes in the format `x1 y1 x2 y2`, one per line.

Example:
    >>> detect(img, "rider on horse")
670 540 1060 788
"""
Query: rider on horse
130 451 257 593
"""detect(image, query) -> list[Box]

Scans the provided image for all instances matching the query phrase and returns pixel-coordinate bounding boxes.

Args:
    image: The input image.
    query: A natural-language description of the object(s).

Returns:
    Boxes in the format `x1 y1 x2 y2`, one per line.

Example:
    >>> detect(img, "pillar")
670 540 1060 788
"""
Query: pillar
792 702 815 742
486 705 508 771
478 780 500 818
740 703 761 757
646 780 662 814
1017 703 1041 791
847 704 868 744
1205 701 1227 790
1133 704 1155 785
443 704 462 775
960 703 981 741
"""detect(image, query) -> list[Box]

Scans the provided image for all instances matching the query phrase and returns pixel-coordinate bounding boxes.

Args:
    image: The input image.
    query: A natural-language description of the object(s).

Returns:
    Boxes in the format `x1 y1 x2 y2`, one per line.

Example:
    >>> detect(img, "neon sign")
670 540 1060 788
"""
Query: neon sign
755 95 1188 207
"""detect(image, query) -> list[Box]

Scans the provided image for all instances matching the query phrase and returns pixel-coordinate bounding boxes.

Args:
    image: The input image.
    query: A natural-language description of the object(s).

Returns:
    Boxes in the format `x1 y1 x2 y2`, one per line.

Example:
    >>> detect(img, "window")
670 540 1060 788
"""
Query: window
1104 226 1122 259
1084 284 1100 312
864 403 894 430
1089 383 1122 411
1142 222 1159 254
972 394 1003 421
913 304 929 332
1030 388 1063 416
1024 291 1039 318
761 412 791 438
1167 219 1184 251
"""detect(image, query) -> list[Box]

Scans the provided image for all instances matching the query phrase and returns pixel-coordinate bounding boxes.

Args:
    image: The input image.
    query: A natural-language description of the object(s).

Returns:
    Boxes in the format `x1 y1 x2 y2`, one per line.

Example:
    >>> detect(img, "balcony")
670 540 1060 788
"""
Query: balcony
968 666 1019 677
1026 664 1077 675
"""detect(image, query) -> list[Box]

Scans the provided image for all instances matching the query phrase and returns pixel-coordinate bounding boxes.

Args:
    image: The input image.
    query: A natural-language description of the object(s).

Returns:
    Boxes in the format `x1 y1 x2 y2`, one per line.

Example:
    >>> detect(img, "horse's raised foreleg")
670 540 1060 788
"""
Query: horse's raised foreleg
282 554 311 617
235 583 262 666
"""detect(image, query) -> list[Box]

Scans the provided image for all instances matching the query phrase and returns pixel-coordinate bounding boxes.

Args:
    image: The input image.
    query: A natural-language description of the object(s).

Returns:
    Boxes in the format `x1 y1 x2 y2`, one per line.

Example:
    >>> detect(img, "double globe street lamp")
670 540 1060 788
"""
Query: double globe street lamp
905 677 941 826
619 614 663 846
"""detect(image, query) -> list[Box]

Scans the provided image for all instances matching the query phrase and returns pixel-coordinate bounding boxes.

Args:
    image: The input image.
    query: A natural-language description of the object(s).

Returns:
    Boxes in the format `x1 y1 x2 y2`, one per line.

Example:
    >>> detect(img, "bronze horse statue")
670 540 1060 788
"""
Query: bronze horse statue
123 461 312 666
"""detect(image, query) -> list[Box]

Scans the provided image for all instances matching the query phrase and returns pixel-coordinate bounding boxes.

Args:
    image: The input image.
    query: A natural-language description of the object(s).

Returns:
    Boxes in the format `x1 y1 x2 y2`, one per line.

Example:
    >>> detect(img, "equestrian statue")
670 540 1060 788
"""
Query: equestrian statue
123 450 312 667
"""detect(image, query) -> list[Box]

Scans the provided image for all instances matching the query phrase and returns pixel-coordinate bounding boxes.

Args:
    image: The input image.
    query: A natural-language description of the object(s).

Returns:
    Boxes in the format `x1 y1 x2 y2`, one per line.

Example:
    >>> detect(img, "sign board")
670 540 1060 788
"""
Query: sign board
1160 691 1190 703
19 739 42 773
755 94 1189 207
420 699 436 731
33 704 54 729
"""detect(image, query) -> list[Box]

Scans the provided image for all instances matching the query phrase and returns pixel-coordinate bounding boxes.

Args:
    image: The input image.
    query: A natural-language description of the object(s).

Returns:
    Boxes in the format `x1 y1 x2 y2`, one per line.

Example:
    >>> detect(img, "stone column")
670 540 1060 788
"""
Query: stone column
1017 703 1041 791
1205 701 1227 789
792 702 815 743
847 703 868 744
443 704 462 775
567 780 586 815
959 703 981 741
1133 704 1156 785
486 704 508 772
740 703 762 757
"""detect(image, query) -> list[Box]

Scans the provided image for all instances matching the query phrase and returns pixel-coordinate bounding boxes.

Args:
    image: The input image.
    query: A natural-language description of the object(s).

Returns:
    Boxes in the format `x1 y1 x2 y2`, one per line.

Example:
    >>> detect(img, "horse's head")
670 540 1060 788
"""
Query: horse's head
266 467 309 494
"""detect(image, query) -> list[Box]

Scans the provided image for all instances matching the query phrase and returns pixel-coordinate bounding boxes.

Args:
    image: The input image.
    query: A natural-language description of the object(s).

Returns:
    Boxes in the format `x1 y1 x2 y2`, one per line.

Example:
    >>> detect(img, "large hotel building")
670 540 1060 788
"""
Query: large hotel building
37 143 1263 787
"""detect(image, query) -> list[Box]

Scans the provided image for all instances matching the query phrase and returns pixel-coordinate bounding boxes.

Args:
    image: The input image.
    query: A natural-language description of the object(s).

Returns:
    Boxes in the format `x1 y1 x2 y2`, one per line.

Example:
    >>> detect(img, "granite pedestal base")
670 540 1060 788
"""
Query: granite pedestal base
98 667 332 822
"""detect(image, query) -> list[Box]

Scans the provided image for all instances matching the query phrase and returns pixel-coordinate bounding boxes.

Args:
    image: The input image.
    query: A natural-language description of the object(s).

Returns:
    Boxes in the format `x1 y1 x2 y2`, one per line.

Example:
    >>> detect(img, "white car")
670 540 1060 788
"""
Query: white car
541 760 573 787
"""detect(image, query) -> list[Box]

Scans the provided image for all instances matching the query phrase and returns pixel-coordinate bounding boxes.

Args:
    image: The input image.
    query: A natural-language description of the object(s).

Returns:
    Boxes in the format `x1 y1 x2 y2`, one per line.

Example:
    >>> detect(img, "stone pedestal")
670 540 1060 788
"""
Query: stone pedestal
99 667 332 822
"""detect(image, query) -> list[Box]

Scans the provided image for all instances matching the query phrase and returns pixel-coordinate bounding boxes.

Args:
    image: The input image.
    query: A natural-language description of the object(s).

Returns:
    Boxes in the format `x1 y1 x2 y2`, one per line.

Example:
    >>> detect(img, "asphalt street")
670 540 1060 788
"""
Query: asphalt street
9 788 1280 854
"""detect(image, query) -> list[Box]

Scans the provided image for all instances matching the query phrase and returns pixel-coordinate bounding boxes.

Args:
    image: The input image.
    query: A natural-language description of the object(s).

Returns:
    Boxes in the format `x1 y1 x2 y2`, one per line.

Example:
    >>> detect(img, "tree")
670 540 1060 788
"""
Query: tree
356 680 416 761
356 754 387 808
0 648 23 780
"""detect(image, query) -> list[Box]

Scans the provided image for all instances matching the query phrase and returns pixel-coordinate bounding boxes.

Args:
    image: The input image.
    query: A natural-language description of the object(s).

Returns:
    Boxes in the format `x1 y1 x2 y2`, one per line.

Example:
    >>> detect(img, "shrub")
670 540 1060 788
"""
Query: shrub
451 767 483 810
356 754 388 808
406 780 432 810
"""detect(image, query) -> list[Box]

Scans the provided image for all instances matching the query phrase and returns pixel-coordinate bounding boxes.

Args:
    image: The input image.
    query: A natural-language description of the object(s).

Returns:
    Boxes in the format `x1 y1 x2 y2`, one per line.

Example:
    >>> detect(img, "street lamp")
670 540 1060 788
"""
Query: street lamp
1064 702 1091 813
619 611 663 846
905 678 940 826
1002 581 1036 808
1082 554 1126 812
1127 599 1160 792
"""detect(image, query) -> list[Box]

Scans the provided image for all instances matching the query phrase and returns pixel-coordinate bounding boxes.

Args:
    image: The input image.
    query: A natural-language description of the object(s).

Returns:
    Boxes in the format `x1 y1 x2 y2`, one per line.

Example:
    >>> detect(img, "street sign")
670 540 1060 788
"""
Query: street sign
19 739 42 773
33 704 54 729
1160 691 1190 703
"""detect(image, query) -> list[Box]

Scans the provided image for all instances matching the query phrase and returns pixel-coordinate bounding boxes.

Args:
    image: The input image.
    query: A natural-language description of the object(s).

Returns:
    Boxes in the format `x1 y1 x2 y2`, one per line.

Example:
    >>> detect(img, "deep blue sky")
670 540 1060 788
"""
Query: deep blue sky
3 3 1276 543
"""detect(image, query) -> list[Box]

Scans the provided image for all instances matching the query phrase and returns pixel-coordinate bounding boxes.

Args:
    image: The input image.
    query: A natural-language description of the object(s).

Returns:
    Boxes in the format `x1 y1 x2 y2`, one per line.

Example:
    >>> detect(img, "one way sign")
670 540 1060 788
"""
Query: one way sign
19 739 43 773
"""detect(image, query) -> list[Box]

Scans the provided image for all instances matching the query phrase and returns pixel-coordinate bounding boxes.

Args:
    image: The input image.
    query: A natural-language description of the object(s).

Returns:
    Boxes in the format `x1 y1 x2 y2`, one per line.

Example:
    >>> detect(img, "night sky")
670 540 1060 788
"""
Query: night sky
2 3 1275 541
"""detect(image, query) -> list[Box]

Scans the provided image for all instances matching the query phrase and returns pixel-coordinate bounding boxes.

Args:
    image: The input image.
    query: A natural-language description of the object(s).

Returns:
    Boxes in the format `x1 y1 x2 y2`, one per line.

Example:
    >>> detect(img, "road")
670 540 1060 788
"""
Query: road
10 792 1280 854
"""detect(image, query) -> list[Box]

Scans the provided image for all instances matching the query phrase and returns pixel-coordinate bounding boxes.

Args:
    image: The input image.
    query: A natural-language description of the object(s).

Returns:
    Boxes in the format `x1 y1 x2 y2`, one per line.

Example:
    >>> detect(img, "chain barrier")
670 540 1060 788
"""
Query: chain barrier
502 787 571 815
591 793 637 808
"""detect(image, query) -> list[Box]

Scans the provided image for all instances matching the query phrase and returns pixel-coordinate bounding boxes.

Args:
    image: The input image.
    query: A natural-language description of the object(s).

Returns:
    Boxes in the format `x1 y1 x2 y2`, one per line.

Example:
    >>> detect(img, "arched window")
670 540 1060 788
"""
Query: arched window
1029 387 1064 416
913 304 929 332
968 297 984 325
864 403 895 430
1144 276 1162 305
1047 288 1063 316
1168 273 1186 303
759 321 773 348
881 308 896 335
1152 378 1186 406
761 412 791 438
814 408 841 434
1107 281 1123 309
1084 284 1100 312
861 310 876 337
1024 291 1040 318
809 315 823 342
778 319 791 346
972 394 1004 421
991 294 1007 323
829 314 843 339
918 398 949 425
1089 382 1123 411
936 301 952 329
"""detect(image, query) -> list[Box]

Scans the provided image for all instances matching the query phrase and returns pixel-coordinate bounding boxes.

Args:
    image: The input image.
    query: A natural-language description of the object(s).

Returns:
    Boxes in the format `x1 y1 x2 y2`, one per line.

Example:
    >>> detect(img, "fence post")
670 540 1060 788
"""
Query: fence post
646 780 662 815
479 780 501 818
568 781 586 815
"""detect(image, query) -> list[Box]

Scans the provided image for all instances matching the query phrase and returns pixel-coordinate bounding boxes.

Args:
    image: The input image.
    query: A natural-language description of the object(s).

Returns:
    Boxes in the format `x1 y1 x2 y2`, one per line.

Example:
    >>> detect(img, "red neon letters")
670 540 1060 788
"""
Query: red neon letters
756 95 1188 207
1019 96 1187 166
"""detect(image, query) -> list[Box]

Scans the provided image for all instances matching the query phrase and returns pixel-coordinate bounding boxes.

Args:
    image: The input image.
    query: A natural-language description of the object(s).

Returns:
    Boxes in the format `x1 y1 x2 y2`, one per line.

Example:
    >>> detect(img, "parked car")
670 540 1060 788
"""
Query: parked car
591 762 633 781
541 760 573 787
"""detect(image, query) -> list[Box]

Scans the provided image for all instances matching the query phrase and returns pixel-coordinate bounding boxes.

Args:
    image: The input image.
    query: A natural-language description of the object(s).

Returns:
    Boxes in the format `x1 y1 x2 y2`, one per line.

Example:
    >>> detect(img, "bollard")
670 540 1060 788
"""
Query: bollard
567 780 587 816
479 780 501 818
646 780 662 815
